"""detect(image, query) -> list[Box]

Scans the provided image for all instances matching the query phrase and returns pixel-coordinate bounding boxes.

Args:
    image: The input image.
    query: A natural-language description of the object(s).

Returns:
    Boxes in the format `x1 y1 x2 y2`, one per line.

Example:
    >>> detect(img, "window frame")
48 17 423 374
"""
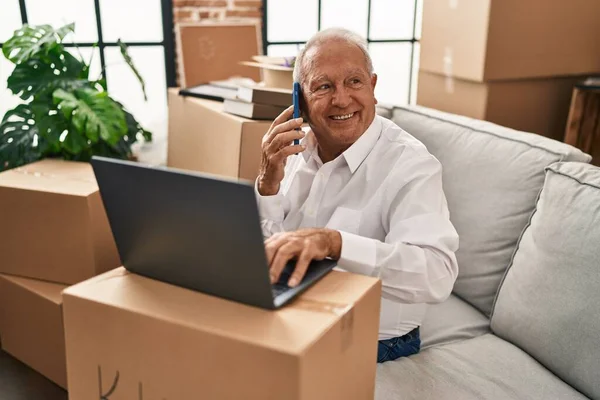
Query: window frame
0 0 177 88
261 0 420 105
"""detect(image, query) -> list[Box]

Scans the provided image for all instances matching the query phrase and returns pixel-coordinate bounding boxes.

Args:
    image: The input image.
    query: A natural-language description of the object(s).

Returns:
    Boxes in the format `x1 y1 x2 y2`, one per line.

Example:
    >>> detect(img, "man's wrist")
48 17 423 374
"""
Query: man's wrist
325 229 342 260
257 176 280 196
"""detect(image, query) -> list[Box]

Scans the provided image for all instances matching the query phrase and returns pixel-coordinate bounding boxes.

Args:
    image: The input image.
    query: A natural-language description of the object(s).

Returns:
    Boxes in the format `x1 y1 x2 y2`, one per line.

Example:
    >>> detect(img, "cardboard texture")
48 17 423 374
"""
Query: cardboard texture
417 70 584 141
176 23 262 88
0 274 67 389
63 267 381 400
420 0 600 81
167 88 271 181
0 159 121 284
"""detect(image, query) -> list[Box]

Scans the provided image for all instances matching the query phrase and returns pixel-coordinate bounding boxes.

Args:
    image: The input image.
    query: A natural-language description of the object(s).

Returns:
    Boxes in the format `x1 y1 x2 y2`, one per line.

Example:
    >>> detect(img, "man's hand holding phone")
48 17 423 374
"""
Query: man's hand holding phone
257 105 305 196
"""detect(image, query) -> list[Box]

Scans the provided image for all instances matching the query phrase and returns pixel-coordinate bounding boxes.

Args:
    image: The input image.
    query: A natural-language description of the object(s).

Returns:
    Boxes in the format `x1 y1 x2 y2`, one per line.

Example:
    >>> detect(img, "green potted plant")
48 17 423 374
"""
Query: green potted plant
0 22 152 172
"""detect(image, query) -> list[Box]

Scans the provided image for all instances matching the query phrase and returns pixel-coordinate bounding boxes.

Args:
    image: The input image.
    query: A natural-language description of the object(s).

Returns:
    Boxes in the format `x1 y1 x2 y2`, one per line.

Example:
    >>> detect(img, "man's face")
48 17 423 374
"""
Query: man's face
302 40 378 150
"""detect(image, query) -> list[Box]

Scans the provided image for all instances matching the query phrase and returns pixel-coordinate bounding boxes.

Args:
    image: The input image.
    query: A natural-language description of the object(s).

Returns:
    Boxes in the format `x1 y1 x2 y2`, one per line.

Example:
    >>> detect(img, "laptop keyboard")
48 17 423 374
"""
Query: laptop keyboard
271 283 291 297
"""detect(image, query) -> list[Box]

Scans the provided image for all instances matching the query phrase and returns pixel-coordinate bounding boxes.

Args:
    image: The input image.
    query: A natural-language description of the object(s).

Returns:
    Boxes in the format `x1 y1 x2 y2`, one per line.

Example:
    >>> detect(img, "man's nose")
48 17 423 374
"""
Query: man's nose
331 86 351 108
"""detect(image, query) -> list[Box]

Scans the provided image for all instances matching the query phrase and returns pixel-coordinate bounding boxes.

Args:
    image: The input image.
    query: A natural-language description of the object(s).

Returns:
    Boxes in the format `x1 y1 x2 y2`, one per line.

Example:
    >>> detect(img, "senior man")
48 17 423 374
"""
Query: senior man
255 28 459 363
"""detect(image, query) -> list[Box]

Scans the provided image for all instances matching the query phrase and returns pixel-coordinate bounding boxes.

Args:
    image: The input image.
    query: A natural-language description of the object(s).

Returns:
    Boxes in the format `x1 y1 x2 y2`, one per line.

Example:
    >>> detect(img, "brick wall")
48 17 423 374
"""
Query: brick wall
173 0 263 25
172 0 264 85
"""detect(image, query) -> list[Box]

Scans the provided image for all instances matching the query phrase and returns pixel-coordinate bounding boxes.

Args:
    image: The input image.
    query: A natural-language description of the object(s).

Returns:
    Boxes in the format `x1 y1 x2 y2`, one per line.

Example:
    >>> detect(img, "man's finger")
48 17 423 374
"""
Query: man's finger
268 105 294 131
269 241 300 284
265 117 303 143
268 130 305 154
265 233 286 266
288 242 314 287
273 144 306 162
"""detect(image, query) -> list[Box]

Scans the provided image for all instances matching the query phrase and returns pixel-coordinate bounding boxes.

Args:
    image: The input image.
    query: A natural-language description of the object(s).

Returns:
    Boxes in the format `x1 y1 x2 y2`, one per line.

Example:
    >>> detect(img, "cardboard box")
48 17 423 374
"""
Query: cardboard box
240 61 294 90
0 159 121 284
63 267 381 400
0 274 67 389
176 23 262 88
420 0 600 81
417 70 583 141
167 88 271 181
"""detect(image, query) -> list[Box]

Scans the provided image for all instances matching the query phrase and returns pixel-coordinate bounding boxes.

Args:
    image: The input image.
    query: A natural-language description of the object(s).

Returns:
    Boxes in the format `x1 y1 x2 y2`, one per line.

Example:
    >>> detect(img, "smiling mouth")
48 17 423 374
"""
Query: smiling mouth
329 112 355 121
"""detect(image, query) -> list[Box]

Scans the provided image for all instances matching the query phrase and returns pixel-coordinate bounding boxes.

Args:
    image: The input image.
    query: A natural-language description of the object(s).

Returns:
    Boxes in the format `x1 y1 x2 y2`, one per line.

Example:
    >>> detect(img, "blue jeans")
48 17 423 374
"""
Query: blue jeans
377 327 421 363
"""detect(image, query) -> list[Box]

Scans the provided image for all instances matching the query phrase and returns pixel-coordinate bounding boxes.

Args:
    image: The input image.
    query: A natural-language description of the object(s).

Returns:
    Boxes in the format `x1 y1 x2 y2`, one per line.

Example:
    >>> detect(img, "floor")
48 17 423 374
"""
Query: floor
0 351 67 400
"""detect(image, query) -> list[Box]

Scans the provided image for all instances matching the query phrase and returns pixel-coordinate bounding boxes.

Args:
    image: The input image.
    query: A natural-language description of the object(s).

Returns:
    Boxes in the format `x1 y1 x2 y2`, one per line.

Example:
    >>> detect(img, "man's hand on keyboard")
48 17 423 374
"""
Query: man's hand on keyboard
265 228 341 287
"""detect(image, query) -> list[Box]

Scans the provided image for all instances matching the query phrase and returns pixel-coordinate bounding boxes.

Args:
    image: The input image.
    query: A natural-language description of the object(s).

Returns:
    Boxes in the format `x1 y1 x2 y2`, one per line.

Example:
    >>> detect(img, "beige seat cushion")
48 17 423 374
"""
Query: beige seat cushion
393 105 591 316
492 162 600 400
376 334 588 400
421 294 489 349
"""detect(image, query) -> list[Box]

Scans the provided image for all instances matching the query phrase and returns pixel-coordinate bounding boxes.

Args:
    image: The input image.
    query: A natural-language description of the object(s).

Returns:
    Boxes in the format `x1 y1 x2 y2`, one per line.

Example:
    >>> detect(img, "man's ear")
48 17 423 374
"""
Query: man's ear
371 73 378 104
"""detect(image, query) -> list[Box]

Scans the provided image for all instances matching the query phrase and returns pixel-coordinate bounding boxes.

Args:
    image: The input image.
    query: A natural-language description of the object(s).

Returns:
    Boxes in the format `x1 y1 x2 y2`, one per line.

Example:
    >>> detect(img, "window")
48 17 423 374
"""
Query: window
0 0 176 145
263 0 422 106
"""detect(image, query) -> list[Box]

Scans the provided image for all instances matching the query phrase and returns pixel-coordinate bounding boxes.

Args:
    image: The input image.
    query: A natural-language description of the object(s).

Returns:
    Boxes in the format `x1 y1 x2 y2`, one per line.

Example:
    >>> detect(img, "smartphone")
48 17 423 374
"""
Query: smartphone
292 81 301 145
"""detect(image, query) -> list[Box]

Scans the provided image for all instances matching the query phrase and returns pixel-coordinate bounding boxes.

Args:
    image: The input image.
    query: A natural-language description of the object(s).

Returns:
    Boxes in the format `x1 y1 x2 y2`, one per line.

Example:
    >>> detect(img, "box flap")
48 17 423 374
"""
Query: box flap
0 159 98 196
64 267 379 354
240 61 294 72
0 274 67 305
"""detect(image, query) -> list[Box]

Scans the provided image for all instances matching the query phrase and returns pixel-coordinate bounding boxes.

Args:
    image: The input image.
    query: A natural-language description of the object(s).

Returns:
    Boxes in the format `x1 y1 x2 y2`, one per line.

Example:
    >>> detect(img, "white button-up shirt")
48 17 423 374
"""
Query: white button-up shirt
256 115 459 340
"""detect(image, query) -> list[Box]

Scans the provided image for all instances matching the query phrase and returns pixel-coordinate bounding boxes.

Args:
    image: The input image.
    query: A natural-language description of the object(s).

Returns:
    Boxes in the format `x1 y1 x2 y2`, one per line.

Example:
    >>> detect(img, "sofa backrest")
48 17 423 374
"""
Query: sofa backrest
392 106 591 316
491 162 600 399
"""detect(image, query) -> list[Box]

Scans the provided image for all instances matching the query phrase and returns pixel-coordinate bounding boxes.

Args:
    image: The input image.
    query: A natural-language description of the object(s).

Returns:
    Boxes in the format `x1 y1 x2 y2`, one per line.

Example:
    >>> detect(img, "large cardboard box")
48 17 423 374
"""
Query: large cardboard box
420 0 600 81
63 267 382 400
176 23 262 88
417 70 583 141
167 88 271 181
0 159 121 284
0 274 68 389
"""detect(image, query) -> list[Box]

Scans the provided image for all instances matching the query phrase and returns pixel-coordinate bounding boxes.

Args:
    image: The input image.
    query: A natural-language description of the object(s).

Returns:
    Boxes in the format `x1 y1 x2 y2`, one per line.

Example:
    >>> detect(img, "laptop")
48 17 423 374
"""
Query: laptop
90 156 337 310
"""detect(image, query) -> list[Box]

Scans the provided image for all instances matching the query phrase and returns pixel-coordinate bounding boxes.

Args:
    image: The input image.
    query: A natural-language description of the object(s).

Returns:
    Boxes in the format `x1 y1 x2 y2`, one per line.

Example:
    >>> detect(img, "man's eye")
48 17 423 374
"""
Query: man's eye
317 84 330 91
351 78 361 85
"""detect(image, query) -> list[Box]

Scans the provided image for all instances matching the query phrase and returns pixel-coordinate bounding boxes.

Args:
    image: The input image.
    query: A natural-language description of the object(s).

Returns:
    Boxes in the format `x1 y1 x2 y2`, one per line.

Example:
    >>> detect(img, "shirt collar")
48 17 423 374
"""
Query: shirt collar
301 115 382 173
342 116 382 173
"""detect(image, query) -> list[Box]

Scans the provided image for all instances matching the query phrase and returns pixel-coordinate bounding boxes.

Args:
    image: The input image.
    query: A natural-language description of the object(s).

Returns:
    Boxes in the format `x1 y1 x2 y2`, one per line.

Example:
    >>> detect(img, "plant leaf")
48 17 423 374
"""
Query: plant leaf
53 88 127 145
0 105 42 171
7 50 90 100
2 23 75 64
117 39 147 101
120 103 152 142
29 102 89 155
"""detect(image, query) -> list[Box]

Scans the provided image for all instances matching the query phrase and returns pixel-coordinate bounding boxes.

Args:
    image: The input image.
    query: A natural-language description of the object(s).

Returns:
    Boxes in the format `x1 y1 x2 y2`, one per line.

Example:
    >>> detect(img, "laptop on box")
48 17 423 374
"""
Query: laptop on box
90 156 336 309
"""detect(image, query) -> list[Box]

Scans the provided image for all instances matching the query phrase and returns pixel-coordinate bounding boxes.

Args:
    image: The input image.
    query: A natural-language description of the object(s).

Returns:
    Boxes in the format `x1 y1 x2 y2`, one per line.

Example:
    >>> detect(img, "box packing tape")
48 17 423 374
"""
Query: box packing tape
443 47 455 93
293 297 355 351
12 165 96 184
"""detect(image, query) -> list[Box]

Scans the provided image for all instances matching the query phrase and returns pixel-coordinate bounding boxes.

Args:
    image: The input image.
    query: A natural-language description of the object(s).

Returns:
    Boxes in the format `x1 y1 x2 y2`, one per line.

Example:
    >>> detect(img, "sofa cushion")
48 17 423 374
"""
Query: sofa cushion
376 334 588 400
392 106 591 316
491 162 600 400
421 294 490 349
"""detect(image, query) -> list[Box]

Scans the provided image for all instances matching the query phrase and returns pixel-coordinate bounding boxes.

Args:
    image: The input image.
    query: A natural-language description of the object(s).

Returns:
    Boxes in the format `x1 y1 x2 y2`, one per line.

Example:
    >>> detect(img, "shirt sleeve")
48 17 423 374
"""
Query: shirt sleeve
255 180 289 238
337 154 459 304
255 153 299 238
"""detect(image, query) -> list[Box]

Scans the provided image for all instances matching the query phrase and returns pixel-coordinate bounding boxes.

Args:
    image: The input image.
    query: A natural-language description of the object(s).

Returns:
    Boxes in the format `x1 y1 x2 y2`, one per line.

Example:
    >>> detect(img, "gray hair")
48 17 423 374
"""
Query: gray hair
292 28 374 86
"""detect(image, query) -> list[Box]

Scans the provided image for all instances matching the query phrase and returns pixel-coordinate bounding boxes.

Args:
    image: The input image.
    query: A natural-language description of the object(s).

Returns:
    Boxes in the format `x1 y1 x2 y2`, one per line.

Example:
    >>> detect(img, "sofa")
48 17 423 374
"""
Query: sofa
374 105 599 399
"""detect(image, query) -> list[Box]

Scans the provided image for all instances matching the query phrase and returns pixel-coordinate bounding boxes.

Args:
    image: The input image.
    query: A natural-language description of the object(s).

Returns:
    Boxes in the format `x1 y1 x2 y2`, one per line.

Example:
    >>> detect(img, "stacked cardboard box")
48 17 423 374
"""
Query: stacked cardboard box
167 88 273 182
0 159 121 389
62 267 381 399
223 85 293 120
417 0 600 141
